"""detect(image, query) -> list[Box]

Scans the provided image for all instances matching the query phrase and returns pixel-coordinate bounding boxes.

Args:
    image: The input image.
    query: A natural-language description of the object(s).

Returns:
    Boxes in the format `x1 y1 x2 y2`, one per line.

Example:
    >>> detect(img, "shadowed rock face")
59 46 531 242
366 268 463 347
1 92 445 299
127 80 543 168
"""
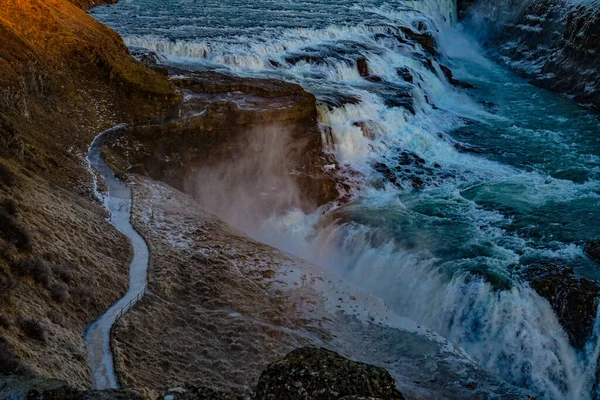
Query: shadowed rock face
255 347 405 400
461 0 600 112
523 264 600 348
105 71 340 216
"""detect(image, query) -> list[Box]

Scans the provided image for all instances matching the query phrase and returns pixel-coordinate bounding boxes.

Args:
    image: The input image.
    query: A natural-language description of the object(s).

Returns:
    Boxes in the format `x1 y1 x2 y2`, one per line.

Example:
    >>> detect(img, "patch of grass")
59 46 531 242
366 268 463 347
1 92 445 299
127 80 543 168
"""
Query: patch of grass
71 286 97 310
0 162 16 187
0 211 30 250
50 282 69 303
13 258 50 287
18 317 47 342
0 271 18 299
0 314 11 328
52 264 73 284
0 117 25 159
0 337 33 376
0 198 18 216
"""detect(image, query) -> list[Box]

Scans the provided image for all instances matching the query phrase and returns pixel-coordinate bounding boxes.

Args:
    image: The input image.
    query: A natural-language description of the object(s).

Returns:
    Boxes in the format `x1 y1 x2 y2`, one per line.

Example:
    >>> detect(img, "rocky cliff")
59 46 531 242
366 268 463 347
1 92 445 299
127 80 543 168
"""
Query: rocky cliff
103 69 340 224
461 0 600 112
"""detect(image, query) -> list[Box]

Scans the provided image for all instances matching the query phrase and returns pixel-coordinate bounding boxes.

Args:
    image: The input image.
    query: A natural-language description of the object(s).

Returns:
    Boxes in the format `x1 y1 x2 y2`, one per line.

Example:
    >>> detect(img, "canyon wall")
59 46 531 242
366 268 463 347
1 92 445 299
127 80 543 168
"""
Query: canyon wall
461 0 600 111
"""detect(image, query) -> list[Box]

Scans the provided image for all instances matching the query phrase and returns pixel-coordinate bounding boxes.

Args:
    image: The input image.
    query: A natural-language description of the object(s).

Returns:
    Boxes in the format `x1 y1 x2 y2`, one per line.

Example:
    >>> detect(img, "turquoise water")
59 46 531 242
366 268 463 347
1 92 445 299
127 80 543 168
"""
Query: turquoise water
93 1 600 398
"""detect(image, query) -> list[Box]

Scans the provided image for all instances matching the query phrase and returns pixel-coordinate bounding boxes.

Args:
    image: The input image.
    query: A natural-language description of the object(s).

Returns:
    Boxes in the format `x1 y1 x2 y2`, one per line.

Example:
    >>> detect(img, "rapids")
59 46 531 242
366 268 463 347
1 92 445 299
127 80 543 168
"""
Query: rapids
92 1 600 398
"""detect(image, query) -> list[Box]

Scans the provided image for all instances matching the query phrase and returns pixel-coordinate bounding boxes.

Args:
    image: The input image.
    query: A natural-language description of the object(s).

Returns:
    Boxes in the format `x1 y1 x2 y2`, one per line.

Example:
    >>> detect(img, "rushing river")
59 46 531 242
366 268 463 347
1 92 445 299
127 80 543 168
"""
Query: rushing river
93 1 600 398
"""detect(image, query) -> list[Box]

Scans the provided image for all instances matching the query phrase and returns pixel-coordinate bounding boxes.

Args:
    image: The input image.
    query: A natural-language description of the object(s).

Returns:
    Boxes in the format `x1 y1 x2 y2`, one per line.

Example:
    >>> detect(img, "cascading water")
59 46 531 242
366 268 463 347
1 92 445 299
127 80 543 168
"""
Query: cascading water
92 1 600 398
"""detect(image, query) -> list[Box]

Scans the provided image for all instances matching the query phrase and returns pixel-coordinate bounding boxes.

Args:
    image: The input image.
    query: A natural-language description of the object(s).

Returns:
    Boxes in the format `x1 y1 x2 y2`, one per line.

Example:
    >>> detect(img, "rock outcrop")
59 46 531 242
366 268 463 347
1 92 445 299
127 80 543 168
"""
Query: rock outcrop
254 347 405 400
104 70 339 217
462 0 600 111
523 263 600 348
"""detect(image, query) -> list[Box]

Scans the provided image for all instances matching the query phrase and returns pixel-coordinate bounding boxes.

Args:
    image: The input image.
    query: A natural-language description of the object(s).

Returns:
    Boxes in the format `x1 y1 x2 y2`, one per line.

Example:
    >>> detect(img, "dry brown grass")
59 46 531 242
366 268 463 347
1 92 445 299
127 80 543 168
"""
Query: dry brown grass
0 211 31 250
0 0 178 388
13 258 51 287
18 317 47 343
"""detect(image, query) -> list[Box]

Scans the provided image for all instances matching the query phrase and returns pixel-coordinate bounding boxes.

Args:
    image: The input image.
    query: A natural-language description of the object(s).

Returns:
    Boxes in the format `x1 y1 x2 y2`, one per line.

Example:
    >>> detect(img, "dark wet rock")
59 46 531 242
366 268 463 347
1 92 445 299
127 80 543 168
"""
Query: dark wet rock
372 150 433 189
318 92 363 110
439 64 475 89
380 84 415 114
383 98 415 114
523 263 600 348
356 58 370 77
366 75 384 83
129 47 162 66
398 151 426 167
585 240 600 265
373 162 402 188
399 27 437 56
422 57 436 73
285 53 328 66
356 58 385 83
396 67 414 83
254 347 405 400
267 59 281 68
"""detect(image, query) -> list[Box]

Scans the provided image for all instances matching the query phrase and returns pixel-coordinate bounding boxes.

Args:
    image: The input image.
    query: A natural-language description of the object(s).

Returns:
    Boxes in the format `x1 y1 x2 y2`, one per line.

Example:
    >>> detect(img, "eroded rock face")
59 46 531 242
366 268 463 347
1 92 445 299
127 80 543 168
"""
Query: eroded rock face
105 71 339 217
254 347 405 400
462 0 600 111
523 263 600 348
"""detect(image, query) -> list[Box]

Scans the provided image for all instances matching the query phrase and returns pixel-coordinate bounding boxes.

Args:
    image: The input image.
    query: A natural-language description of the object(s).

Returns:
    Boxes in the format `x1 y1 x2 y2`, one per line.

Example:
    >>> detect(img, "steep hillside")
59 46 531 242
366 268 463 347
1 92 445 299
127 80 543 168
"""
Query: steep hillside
0 0 178 388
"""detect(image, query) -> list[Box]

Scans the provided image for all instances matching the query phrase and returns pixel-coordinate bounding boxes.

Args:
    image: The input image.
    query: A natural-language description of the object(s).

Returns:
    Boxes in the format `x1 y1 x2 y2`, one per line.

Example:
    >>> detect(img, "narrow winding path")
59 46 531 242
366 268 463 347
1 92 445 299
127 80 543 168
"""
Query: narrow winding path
84 125 150 389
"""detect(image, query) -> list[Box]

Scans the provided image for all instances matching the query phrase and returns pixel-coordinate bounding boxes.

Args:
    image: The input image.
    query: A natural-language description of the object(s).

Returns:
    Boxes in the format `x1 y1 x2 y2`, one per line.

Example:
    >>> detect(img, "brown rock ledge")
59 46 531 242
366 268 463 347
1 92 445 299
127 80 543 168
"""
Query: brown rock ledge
104 71 340 217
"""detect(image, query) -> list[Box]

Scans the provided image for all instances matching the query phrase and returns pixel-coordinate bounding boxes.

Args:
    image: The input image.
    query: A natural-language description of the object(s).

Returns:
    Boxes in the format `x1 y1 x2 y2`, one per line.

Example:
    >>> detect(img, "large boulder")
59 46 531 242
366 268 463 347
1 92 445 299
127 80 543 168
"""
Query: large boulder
524 264 600 348
254 347 405 400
